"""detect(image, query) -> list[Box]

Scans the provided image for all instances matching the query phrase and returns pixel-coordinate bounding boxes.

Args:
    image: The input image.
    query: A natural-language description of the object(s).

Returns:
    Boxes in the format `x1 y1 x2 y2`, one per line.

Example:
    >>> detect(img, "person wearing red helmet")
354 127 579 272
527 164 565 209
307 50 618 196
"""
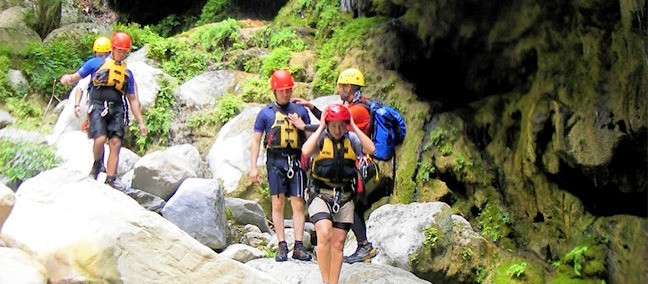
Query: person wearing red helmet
302 104 374 284
250 69 313 262
60 31 147 189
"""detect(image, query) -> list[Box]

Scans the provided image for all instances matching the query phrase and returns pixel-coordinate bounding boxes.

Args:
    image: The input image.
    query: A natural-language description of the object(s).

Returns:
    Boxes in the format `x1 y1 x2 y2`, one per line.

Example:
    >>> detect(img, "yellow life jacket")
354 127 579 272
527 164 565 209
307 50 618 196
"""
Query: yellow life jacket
265 103 304 151
311 133 357 185
92 58 129 95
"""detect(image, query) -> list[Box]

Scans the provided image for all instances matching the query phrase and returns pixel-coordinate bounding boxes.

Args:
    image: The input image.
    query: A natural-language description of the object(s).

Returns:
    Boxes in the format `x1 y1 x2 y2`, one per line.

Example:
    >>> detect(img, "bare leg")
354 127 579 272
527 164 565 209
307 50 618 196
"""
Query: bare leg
106 136 121 177
315 219 333 283
93 135 107 162
272 194 286 241
290 197 306 241
329 227 348 284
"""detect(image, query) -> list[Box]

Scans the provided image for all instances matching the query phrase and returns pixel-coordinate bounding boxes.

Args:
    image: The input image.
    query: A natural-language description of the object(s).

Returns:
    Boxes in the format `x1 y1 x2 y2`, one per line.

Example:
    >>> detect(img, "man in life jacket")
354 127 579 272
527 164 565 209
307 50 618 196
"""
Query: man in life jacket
249 69 313 262
292 68 390 263
302 104 375 284
60 31 147 188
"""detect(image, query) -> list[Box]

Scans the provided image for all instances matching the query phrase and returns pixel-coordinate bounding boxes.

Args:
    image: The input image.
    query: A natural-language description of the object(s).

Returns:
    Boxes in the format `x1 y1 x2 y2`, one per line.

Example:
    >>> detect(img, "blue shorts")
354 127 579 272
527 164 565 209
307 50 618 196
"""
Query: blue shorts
266 154 306 197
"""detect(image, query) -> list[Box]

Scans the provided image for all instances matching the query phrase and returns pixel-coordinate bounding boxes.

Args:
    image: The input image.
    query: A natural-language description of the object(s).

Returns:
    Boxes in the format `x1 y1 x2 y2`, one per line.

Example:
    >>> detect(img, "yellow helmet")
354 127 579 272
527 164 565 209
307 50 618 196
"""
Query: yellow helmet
337 68 365 87
93 36 111 53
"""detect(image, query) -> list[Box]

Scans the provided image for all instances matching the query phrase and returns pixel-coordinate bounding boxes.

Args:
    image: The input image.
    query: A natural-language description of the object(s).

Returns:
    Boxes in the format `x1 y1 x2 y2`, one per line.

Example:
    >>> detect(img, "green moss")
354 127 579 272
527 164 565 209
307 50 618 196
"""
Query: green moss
490 257 545 284
476 202 512 243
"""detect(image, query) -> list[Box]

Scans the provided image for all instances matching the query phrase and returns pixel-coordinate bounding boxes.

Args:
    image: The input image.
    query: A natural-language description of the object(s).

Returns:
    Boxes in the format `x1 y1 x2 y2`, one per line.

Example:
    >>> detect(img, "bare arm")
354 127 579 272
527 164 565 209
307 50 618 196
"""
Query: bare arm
73 87 83 118
60 73 82 85
126 93 147 136
302 110 327 157
249 131 263 183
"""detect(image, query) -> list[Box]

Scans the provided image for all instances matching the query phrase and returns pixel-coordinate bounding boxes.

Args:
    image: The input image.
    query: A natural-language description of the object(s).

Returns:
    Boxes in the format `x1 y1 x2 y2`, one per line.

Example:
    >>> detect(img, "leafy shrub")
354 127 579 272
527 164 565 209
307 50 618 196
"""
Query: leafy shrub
0 139 61 184
240 76 272 103
148 37 210 82
128 78 177 154
192 19 244 52
196 0 230 26
260 47 293 77
0 55 16 101
113 23 163 50
251 27 307 52
215 93 242 123
21 40 84 98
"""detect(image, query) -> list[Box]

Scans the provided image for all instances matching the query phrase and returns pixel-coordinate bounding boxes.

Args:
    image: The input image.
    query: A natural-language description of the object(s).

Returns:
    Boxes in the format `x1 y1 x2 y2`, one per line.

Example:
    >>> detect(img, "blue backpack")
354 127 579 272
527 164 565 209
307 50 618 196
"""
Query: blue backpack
359 99 407 161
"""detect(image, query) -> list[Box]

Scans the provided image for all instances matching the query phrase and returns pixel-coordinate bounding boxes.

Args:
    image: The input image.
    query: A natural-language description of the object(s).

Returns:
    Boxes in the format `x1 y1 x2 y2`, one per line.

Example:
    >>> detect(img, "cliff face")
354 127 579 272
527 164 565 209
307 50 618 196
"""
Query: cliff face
372 0 646 282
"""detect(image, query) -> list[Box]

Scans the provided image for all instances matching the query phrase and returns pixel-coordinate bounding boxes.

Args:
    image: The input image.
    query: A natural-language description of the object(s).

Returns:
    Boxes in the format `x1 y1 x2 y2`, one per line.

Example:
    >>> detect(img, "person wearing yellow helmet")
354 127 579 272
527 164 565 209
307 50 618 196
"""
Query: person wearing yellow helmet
60 31 147 189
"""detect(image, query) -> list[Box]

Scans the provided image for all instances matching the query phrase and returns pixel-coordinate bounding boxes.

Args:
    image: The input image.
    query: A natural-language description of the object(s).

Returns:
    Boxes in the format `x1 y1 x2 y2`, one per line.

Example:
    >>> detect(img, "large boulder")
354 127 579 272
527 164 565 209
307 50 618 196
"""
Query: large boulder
2 167 279 283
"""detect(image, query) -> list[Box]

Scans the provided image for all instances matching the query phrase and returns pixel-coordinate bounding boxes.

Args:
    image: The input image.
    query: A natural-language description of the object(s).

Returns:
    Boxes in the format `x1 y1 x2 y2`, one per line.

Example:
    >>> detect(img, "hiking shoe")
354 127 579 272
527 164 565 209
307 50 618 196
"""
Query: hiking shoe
275 242 288 262
292 246 312 261
343 242 377 263
89 160 102 179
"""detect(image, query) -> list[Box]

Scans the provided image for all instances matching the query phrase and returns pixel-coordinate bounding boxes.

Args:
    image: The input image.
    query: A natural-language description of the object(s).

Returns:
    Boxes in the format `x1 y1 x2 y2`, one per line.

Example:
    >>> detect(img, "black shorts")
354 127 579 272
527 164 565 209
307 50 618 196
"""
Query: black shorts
266 154 306 197
89 101 126 139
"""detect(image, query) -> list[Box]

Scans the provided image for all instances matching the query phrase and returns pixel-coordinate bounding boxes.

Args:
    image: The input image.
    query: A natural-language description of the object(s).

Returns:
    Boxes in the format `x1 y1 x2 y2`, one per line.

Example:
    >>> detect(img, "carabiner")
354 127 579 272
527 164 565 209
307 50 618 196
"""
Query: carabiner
331 188 341 213
100 101 109 117
286 155 294 179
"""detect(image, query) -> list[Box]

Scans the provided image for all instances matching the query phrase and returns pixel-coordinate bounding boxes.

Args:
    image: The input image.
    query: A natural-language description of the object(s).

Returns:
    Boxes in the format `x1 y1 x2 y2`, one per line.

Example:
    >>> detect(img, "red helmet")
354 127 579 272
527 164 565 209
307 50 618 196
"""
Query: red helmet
270 70 294 90
111 31 132 51
325 104 351 122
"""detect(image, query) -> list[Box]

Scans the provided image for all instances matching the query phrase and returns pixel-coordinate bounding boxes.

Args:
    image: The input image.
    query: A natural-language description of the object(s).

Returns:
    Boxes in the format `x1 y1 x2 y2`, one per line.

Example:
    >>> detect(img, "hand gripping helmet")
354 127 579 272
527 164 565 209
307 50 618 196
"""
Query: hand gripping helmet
111 31 132 51
93 36 111 53
325 104 351 122
270 70 294 90
336 68 365 87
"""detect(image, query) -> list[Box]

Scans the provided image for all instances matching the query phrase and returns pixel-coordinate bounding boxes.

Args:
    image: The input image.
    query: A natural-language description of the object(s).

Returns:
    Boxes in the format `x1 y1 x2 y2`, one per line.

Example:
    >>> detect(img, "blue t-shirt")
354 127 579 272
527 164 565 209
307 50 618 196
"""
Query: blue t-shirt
77 56 136 95
254 102 311 134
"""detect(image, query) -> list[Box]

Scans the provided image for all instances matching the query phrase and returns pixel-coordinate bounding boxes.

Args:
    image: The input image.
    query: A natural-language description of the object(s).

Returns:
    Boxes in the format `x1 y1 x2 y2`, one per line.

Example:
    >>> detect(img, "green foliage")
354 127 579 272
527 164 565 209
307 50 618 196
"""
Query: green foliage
0 139 61 184
216 93 243 123
474 265 487 284
187 110 220 130
240 76 271 103
148 37 210 82
265 27 307 51
430 128 447 147
461 247 474 261
21 40 84 98
440 144 453 156
129 78 177 154
260 185 270 199
192 19 244 52
113 23 163 50
477 203 511 242
0 55 16 101
5 96 43 129
148 19 243 82
507 262 527 278
423 226 440 249
311 58 337 95
260 47 293 77
416 162 435 183
196 0 230 26
312 17 384 94
24 0 61 38
454 153 474 174
562 246 588 277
